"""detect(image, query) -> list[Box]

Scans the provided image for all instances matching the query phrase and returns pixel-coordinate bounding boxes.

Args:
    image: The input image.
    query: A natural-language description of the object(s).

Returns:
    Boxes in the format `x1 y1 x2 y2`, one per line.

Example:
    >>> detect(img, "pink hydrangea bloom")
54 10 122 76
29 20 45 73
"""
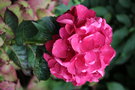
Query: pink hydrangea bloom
0 81 16 90
43 5 116 86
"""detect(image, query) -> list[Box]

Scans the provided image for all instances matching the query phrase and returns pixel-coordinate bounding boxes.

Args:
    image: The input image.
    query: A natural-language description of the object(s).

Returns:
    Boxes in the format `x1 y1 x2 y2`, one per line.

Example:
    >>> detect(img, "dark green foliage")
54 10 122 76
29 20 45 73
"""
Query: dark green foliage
116 14 131 26
7 45 50 80
4 9 18 32
5 15 59 81
107 82 125 90
15 17 59 45
33 46 50 80
7 45 30 69
37 17 60 34
33 56 50 80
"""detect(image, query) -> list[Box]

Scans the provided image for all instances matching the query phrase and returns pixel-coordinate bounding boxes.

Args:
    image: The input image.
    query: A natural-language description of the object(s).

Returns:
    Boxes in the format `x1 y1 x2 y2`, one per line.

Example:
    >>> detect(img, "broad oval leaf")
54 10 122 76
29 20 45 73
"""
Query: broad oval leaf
112 27 128 47
107 82 125 90
33 46 50 80
15 16 59 44
0 37 4 47
37 16 60 34
7 45 36 70
4 9 18 33
116 14 131 27
122 32 135 55
15 21 38 44
92 6 108 16
33 56 50 80
118 0 131 8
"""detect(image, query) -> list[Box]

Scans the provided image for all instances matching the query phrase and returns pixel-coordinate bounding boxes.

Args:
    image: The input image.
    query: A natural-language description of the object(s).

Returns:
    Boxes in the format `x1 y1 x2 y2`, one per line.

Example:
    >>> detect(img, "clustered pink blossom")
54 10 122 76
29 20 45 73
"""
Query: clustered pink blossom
43 5 116 86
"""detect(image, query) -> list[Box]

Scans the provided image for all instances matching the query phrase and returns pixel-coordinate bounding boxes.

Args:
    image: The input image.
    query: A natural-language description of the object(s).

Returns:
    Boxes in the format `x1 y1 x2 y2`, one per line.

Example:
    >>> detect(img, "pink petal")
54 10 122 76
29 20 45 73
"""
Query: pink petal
65 24 74 34
93 32 105 48
55 58 69 67
76 28 87 35
0 81 15 90
90 59 101 72
67 59 76 74
28 0 48 12
71 5 96 19
101 19 112 44
52 35 60 40
45 40 54 52
48 59 56 68
86 52 102 73
73 73 88 86
68 34 80 53
52 39 68 58
75 19 86 28
74 54 87 74
50 63 62 78
43 53 52 61
61 0 70 5
80 18 103 34
100 45 116 65
57 13 74 24
80 35 94 52
60 67 72 82
89 71 102 82
59 27 70 39
80 32 105 52
84 51 97 66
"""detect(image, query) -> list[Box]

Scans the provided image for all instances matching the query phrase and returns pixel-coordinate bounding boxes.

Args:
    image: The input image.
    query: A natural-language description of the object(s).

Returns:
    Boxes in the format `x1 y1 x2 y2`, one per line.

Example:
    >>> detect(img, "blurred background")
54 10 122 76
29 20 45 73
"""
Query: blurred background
0 0 135 90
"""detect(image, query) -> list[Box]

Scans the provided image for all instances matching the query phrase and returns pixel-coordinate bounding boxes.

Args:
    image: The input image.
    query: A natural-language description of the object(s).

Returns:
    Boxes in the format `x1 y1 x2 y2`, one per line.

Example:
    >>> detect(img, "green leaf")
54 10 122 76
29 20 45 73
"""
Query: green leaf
92 6 108 16
15 21 38 44
8 4 22 23
0 75 4 82
44 78 74 90
7 45 29 69
112 27 128 47
33 56 50 80
7 45 36 69
18 0 29 7
32 22 52 42
122 32 135 55
119 0 131 8
90 0 100 6
0 20 14 38
113 32 135 65
0 0 11 10
113 54 130 65
104 13 112 23
107 82 125 90
27 45 37 69
7 45 50 80
33 46 50 80
81 0 91 8
116 14 131 26
4 9 18 32
55 1 75 16
0 37 4 47
16 16 59 44
37 16 60 34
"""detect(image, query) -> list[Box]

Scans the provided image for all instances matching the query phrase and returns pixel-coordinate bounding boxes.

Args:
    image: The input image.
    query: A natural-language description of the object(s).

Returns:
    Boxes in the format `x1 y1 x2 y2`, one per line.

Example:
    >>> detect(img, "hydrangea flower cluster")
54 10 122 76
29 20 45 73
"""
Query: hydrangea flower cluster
43 5 116 86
